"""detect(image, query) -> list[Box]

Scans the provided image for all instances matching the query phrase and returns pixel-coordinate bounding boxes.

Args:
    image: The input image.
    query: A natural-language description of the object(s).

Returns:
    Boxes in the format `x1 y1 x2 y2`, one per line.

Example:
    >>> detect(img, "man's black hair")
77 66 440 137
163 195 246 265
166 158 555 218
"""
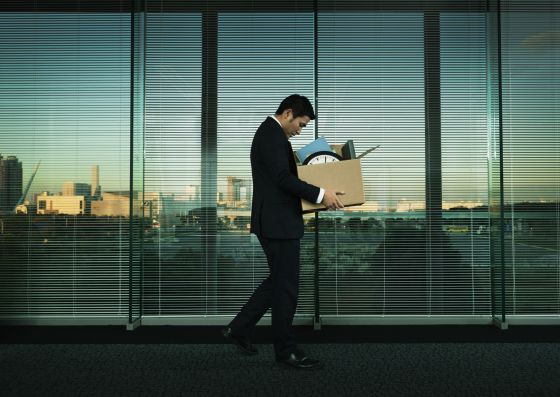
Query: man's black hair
275 94 316 120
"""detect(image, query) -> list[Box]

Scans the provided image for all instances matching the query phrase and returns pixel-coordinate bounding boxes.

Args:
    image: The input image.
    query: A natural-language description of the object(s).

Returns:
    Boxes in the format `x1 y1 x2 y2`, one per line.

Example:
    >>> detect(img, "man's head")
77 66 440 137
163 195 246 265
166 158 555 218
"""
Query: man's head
275 94 315 139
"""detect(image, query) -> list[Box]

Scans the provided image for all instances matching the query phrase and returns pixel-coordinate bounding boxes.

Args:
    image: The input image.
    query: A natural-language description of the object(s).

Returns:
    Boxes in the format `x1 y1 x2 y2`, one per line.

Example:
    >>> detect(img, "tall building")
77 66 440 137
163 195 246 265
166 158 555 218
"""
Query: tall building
91 165 101 199
227 176 243 203
0 154 23 212
62 181 91 198
226 176 251 207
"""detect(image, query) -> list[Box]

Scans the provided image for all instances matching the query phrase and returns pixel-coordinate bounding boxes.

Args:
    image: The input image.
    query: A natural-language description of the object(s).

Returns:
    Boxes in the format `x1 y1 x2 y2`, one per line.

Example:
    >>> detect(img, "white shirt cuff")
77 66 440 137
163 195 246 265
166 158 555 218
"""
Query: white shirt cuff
316 188 325 204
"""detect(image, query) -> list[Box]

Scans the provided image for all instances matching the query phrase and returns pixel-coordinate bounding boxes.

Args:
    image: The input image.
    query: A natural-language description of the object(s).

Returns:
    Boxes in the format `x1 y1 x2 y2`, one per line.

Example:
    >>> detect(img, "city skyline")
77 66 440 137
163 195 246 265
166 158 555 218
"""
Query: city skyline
2 152 558 214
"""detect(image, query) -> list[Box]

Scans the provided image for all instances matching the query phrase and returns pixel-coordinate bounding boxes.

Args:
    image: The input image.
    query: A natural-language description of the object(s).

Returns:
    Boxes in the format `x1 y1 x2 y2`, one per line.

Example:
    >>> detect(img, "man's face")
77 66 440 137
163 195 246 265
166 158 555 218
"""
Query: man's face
283 112 311 140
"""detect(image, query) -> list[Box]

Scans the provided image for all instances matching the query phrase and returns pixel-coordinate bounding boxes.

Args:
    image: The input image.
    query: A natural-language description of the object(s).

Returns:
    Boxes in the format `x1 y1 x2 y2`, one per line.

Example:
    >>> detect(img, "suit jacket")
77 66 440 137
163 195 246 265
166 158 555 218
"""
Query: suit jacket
250 116 320 239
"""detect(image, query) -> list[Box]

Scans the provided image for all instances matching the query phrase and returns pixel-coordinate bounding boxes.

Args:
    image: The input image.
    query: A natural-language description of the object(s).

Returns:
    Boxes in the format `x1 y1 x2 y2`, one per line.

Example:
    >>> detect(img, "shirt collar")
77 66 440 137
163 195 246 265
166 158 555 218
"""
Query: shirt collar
270 115 283 129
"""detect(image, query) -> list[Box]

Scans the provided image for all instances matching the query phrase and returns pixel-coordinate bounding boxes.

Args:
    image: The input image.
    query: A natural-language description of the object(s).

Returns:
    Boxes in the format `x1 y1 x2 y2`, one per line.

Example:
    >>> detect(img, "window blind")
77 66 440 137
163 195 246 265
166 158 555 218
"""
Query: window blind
440 11 491 315
0 4 132 320
142 9 202 316
317 9 427 316
317 1 492 317
500 0 560 316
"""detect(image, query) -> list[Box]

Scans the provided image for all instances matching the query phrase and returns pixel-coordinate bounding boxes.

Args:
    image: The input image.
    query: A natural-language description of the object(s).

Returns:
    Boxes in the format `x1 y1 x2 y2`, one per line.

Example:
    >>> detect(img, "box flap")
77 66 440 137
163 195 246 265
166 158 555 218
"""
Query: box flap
357 144 380 159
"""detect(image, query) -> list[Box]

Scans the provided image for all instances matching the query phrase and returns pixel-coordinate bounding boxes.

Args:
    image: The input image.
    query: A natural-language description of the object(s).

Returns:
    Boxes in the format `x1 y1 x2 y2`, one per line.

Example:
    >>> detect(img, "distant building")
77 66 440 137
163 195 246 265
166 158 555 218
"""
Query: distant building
102 191 130 201
184 185 200 201
91 198 129 217
345 201 380 212
227 176 243 203
33 191 51 204
61 182 91 214
36 193 86 215
144 192 162 218
396 199 425 212
62 182 72 196
62 181 91 198
241 184 252 202
0 154 23 212
92 191 131 217
91 165 101 200
226 176 251 207
91 191 158 218
443 200 484 210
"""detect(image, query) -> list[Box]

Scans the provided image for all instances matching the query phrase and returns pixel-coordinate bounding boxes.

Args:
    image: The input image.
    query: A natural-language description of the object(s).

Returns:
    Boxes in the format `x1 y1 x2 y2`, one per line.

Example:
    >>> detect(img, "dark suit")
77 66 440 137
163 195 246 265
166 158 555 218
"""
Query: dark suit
228 116 320 357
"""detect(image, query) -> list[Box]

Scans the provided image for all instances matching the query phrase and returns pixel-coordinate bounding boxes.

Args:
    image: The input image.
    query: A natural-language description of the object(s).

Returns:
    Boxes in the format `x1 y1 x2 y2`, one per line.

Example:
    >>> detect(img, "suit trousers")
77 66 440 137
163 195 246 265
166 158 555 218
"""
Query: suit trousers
228 236 300 358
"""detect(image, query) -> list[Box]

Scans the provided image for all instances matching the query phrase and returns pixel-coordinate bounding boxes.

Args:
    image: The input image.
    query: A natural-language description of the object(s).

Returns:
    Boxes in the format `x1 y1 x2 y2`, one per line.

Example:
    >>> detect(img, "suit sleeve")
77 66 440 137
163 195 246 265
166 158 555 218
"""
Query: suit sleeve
261 132 320 203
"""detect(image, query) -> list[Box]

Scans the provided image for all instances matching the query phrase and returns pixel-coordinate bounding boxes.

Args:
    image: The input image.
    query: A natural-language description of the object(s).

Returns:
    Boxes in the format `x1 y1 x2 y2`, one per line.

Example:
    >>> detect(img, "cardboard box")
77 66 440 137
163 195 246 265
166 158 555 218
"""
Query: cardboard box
296 144 365 213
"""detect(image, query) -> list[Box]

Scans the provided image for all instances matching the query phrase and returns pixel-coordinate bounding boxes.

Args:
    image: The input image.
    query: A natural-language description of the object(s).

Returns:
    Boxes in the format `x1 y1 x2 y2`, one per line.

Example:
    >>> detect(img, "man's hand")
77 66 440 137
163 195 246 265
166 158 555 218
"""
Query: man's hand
321 189 345 210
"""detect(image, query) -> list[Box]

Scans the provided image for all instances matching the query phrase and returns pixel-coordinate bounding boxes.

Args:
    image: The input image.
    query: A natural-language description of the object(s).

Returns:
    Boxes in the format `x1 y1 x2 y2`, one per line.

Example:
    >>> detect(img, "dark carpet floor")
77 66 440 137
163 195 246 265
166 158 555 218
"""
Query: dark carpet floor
2 326 560 396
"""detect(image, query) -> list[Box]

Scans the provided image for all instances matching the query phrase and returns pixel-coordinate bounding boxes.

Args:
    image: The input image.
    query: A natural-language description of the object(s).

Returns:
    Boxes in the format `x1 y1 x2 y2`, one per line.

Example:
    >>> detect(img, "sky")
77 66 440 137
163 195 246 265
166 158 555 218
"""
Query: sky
0 10 558 208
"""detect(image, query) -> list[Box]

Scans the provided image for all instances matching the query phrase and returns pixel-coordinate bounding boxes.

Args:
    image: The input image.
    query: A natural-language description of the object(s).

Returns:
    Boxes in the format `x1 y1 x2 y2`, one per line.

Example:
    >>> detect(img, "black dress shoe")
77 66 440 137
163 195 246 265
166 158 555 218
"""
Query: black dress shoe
221 327 258 355
276 350 324 370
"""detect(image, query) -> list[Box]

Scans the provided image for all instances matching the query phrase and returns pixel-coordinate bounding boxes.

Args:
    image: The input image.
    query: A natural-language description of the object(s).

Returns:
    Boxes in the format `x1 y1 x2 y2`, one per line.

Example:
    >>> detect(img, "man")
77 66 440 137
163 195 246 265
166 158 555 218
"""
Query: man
221 94 344 369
